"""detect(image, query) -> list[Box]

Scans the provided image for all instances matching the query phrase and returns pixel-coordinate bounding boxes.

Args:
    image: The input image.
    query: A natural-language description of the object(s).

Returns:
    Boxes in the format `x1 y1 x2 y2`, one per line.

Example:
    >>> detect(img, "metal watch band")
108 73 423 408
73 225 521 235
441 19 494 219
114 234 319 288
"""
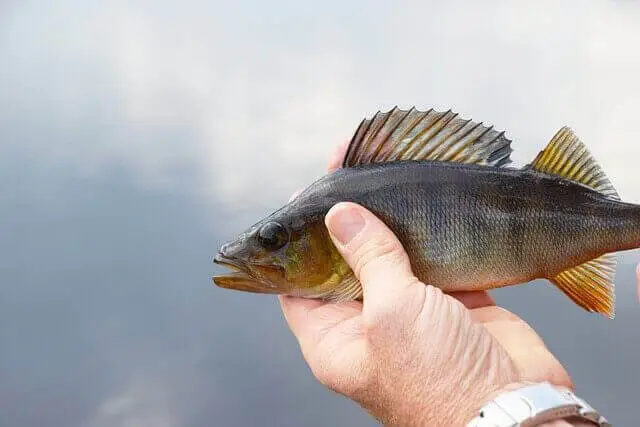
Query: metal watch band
466 382 611 427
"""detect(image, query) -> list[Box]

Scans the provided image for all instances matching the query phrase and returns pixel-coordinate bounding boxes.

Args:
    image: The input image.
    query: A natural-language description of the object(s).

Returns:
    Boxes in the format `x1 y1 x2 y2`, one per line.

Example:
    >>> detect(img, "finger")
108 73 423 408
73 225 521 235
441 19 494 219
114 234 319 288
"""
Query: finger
327 140 350 172
279 295 325 343
280 295 325 322
470 306 543 346
473 306 573 389
278 295 361 350
449 291 496 309
325 202 420 309
485 319 573 388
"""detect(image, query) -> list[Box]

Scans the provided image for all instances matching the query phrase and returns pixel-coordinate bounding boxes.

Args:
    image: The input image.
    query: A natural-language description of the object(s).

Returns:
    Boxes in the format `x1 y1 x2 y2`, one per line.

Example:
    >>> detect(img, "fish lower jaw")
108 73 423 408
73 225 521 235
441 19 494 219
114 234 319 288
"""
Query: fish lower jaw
212 274 282 295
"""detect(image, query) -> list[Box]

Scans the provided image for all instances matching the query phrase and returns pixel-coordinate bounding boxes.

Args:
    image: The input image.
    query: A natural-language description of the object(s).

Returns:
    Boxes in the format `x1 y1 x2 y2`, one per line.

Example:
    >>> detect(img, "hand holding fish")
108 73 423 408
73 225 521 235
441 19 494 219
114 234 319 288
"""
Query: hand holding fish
278 144 573 426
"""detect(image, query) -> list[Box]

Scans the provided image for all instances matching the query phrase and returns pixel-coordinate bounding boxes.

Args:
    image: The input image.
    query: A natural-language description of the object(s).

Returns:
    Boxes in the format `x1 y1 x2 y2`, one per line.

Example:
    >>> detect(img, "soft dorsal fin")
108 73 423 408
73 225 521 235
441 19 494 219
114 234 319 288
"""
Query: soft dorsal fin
528 126 620 200
342 106 513 168
549 253 616 318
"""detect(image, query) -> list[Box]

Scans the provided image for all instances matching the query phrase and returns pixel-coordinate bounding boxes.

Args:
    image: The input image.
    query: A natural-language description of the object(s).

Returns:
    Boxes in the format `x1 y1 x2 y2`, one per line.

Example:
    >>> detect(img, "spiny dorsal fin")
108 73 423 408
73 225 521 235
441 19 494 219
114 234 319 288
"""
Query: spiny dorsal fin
342 106 513 168
549 253 616 318
528 127 620 200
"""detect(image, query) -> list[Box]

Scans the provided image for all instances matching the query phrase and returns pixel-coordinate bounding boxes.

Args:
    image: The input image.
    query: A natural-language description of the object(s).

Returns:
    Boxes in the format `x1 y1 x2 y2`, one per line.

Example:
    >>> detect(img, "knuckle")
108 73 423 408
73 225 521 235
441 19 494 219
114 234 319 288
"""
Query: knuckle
553 368 574 390
313 367 337 390
525 347 574 390
309 357 338 390
545 360 573 390
361 309 387 334
490 306 522 323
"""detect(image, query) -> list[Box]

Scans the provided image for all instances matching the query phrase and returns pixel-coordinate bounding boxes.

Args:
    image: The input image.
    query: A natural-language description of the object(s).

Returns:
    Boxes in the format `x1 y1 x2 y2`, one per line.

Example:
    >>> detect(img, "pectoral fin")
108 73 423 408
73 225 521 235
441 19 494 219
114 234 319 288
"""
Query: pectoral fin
313 272 362 302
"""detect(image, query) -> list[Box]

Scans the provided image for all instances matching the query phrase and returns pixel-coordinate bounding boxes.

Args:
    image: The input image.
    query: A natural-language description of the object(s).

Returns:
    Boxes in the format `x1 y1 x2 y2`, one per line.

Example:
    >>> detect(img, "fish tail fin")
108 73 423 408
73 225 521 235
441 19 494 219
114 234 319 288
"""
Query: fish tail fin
528 127 620 318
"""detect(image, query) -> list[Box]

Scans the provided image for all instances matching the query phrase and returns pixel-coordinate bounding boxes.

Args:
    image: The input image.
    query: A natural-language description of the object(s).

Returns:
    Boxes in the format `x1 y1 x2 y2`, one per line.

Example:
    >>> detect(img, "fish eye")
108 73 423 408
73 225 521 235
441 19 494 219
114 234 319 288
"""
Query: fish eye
257 222 289 250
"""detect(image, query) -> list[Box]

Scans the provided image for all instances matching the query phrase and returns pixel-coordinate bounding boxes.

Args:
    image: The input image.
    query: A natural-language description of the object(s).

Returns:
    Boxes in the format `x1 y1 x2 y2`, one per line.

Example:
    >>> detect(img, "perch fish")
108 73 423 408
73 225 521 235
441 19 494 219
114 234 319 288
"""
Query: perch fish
213 107 639 318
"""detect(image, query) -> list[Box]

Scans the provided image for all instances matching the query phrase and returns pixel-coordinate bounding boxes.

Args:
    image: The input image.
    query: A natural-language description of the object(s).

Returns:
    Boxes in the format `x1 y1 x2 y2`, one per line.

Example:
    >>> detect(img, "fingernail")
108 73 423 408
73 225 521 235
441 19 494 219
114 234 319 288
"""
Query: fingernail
327 204 365 244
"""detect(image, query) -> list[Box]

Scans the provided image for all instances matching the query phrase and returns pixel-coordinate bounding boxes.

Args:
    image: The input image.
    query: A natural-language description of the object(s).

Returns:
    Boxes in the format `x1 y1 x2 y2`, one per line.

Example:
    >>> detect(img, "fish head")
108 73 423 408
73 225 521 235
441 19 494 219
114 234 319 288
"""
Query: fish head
213 202 347 297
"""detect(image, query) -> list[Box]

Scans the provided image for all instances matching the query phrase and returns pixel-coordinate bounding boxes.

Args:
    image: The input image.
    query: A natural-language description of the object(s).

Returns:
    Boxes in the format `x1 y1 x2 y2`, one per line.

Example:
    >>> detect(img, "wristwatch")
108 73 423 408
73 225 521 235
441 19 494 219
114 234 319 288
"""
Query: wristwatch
466 382 611 426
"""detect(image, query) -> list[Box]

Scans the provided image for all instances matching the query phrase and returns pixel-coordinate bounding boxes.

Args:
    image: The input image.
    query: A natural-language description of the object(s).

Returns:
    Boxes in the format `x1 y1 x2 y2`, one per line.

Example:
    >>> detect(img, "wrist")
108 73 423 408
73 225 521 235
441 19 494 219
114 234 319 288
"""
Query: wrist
461 382 532 425
466 382 609 427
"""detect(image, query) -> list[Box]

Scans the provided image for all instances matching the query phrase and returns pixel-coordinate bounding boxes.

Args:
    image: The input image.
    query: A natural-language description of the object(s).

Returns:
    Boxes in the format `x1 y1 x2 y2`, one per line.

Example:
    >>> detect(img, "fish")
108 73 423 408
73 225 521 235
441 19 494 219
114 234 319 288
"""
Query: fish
213 106 640 318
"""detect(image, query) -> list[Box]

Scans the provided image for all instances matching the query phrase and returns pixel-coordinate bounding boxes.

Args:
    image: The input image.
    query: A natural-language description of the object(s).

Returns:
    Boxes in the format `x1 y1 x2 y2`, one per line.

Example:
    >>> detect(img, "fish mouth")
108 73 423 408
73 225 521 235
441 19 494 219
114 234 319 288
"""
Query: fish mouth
212 252 281 294
213 252 252 282
213 252 247 273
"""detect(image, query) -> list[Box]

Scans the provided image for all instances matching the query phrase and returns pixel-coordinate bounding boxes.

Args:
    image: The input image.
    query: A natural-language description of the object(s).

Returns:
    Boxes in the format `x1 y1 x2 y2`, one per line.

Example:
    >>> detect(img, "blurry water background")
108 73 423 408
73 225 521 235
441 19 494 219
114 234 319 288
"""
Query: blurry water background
1 1 640 425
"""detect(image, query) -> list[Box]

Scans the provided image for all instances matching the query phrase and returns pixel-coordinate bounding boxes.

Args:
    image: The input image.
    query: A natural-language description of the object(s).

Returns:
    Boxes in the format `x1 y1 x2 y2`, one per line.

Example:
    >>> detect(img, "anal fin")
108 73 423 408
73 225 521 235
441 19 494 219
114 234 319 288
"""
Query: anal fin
550 253 616 318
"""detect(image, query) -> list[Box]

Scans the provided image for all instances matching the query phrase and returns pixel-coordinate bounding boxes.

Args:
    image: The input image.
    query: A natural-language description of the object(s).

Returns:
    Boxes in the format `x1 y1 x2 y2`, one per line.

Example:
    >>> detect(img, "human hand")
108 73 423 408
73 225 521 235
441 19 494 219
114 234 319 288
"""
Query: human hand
279 142 574 426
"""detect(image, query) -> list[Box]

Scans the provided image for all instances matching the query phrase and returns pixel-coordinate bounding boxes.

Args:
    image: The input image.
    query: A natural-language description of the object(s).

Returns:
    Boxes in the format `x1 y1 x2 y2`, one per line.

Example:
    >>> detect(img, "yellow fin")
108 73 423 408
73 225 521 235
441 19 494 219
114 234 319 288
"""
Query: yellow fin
528 127 619 200
550 253 616 318
342 106 513 168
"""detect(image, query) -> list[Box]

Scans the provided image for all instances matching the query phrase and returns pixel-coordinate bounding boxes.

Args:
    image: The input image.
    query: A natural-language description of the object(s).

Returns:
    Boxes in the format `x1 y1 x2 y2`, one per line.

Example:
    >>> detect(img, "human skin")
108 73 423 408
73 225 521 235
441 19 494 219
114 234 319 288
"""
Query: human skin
278 141 593 426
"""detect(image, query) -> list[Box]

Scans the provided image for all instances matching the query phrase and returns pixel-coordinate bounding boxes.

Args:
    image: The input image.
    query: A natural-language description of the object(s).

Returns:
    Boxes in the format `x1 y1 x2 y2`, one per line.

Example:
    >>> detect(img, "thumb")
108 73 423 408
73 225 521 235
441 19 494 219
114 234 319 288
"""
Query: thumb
325 202 422 311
